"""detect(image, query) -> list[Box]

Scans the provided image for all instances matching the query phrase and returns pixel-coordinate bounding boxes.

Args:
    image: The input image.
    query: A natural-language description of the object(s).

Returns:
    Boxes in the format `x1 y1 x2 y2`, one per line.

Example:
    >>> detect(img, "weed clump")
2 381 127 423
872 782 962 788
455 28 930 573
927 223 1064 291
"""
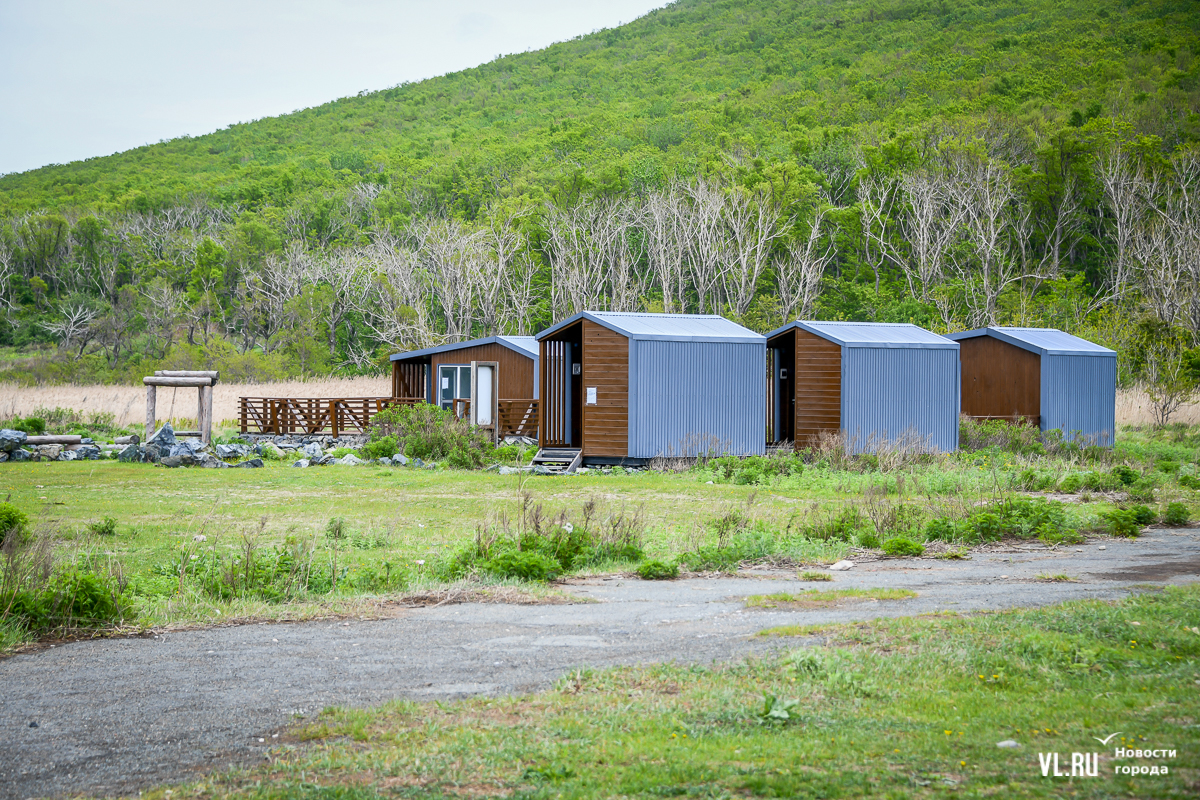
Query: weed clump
881 537 925 557
1162 502 1191 527
0 503 29 546
1103 508 1142 538
369 404 493 469
636 560 678 580
87 517 118 537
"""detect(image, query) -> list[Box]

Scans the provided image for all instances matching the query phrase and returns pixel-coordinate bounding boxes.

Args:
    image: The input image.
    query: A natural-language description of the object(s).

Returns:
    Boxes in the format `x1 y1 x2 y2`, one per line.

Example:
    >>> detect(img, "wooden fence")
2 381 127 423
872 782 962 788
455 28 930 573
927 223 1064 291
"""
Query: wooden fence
239 397 422 437
239 396 539 439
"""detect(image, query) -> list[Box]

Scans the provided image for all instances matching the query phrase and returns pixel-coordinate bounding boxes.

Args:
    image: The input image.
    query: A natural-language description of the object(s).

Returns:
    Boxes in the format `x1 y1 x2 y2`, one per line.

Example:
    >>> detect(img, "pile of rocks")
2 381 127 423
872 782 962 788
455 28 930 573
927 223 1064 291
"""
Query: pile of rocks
117 424 266 468
0 430 103 462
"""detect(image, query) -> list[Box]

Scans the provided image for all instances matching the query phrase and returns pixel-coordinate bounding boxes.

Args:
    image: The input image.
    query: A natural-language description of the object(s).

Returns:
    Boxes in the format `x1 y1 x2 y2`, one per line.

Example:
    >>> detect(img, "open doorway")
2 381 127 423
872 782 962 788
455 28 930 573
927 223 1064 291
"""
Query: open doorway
769 332 795 444
540 320 583 447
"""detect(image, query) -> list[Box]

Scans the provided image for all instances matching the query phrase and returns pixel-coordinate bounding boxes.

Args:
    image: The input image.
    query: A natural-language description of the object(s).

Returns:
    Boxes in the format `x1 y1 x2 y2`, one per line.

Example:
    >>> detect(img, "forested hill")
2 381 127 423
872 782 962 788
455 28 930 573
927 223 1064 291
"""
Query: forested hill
2 0 1197 216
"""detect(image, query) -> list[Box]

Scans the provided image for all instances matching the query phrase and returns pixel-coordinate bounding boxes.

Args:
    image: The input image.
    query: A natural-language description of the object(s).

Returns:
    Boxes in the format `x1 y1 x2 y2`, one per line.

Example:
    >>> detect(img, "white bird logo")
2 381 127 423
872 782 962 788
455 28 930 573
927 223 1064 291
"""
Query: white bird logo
1094 732 1122 745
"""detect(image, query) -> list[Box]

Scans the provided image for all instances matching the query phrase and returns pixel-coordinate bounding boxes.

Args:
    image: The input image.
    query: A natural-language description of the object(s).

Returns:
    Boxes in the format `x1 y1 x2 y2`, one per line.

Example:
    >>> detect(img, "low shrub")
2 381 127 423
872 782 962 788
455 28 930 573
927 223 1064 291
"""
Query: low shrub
881 537 925 557
360 436 399 460
1162 502 1191 527
1111 464 1139 486
925 498 1076 545
0 503 29 545
369 404 493 469
705 454 804 486
1127 477 1157 502
1130 505 1157 526
1057 473 1083 493
3 567 132 634
1179 474 1200 490
1156 459 1180 474
636 560 678 580
329 447 358 459
959 418 1045 455
325 517 349 540
12 416 46 435
484 550 562 582
1104 509 1141 538
856 530 881 549
1017 468 1054 491
86 517 118 537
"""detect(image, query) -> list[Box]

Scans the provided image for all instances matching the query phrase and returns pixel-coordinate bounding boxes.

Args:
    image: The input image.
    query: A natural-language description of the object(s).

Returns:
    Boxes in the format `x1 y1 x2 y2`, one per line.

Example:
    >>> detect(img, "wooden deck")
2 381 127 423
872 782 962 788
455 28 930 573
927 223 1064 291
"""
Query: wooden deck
239 396 540 438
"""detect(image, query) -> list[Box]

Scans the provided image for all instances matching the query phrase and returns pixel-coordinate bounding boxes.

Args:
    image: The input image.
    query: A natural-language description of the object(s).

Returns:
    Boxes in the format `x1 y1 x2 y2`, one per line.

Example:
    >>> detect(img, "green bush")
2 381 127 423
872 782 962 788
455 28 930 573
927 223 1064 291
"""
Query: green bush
361 435 399 460
1057 473 1083 493
1162 502 1191 527
706 454 804 485
1127 477 1156 502
1111 464 1139 486
856 530 880 549
924 517 959 542
329 446 359 459
326 517 349 540
369 404 492 469
1081 471 1120 492
1104 509 1141 538
1156 459 1180 474
1130 505 1157 526
680 528 775 571
1037 525 1083 546
0 502 29 544
87 517 118 537
1179 474 1200 490
13 417 46 435
881 537 925 557
2 568 131 633
636 560 679 580
1017 468 1053 491
484 550 562 582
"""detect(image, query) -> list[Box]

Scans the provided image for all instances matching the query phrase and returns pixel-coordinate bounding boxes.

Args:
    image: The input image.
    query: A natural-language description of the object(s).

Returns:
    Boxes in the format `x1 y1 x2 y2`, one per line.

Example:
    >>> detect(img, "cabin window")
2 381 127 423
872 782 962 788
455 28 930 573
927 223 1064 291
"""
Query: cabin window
438 365 472 409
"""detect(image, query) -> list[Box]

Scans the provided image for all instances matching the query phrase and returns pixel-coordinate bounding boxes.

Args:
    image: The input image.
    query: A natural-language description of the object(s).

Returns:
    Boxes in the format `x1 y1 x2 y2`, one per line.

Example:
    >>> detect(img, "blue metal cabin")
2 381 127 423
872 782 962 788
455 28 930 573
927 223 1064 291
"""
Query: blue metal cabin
536 312 766 464
766 321 960 453
945 327 1116 446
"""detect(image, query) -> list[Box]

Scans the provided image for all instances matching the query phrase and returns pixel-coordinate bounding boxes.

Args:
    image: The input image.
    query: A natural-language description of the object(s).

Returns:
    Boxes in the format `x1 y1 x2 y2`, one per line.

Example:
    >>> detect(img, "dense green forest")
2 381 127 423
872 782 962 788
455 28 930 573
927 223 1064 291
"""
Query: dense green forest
0 0 1197 414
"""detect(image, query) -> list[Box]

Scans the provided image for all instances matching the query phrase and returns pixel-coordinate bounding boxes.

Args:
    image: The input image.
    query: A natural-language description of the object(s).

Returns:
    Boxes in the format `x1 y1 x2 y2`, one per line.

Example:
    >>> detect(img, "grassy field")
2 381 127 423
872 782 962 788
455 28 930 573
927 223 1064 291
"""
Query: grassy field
0 420 1197 645
131 585 1200 799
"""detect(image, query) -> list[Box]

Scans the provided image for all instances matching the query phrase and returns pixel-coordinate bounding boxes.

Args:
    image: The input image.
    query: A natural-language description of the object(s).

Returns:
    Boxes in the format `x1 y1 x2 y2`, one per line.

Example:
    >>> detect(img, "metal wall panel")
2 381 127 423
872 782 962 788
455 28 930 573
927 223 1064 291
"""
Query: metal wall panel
1040 354 1117 446
841 347 960 453
628 340 766 458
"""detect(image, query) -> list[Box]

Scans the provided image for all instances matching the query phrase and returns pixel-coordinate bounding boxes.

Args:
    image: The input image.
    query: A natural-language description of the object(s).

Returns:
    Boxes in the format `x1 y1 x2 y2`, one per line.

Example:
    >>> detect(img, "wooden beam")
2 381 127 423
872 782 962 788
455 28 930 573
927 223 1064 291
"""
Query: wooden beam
24 435 83 445
143 376 213 387
156 370 220 382
146 384 156 439
200 384 213 444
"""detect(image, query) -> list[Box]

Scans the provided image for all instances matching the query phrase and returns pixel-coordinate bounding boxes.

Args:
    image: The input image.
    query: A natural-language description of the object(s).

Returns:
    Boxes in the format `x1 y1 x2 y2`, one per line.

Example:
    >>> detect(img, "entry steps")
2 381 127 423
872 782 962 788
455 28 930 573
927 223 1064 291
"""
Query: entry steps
530 448 582 474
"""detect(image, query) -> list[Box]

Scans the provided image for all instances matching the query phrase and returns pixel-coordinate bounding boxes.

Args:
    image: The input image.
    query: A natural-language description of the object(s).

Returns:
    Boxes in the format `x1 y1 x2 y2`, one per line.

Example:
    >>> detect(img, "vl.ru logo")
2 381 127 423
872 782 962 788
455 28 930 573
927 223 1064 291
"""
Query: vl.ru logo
1039 752 1100 777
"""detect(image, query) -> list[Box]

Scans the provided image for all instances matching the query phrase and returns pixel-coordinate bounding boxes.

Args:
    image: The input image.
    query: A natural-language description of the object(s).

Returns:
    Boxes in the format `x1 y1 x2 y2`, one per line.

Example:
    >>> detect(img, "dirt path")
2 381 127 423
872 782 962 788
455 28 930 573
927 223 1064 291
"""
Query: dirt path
2 527 1198 799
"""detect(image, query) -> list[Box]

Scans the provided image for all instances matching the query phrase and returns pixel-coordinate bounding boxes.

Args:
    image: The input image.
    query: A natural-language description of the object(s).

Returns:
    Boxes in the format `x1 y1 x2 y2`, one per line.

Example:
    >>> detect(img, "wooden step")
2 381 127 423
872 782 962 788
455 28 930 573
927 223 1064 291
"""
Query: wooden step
531 448 582 474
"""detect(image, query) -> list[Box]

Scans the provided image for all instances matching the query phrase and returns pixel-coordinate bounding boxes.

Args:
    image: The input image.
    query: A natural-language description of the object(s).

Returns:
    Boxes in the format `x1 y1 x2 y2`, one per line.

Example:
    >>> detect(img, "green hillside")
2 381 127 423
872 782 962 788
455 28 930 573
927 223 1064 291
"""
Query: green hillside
0 0 1198 397
3 0 1197 216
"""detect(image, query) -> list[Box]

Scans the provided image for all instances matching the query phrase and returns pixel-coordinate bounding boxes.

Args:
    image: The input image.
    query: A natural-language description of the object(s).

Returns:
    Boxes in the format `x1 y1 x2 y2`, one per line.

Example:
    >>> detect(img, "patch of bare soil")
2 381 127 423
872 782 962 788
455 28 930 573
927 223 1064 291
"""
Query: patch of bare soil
1088 556 1200 582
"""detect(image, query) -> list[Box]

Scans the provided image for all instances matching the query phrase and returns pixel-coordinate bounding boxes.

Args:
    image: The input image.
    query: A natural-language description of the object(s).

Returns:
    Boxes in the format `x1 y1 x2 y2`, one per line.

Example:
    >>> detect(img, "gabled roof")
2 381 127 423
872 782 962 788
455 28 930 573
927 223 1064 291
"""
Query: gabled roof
944 327 1115 357
536 311 764 343
766 320 957 349
389 335 538 362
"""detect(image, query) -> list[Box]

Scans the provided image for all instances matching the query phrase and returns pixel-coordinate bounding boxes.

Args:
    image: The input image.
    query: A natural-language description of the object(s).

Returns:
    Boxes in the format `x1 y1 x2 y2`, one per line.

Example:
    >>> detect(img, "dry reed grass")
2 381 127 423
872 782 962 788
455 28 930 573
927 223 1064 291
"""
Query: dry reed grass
0 375 391 428
1115 388 1200 425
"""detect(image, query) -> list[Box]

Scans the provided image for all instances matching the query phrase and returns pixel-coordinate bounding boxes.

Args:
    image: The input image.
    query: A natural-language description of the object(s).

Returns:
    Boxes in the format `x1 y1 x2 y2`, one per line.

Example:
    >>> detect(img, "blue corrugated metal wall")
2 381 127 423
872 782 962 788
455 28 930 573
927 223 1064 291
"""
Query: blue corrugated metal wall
1040 354 1117 445
628 340 766 458
841 347 960 453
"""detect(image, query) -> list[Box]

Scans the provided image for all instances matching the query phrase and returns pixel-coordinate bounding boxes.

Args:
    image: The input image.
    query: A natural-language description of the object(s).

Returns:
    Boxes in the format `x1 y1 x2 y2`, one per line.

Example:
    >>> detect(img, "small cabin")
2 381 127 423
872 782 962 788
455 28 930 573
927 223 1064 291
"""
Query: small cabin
389 335 539 439
535 312 765 465
944 327 1116 445
766 321 960 453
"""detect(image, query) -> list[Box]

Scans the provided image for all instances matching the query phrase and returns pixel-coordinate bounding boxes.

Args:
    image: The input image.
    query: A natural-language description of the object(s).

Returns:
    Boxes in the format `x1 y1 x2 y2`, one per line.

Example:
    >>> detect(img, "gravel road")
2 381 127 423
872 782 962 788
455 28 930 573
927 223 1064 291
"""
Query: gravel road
2 527 1198 799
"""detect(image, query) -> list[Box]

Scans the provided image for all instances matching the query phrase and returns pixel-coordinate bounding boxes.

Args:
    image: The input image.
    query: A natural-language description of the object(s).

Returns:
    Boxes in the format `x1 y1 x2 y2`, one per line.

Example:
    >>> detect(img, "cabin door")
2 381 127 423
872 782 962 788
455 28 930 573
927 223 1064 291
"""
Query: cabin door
541 340 581 447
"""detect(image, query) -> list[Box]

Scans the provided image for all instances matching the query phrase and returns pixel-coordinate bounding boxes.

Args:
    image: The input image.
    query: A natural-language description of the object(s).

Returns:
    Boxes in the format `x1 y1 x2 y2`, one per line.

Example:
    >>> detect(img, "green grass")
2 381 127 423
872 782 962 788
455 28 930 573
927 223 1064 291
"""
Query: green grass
747 588 918 608
144 586 1200 799
798 570 833 581
1036 573 1077 582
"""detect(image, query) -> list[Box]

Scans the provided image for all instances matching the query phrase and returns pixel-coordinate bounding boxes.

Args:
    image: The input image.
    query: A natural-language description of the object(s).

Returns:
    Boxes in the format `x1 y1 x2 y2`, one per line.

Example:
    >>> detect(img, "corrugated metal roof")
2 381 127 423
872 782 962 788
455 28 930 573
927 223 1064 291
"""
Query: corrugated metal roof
766 320 957 349
944 327 1114 357
537 311 764 343
389 335 538 362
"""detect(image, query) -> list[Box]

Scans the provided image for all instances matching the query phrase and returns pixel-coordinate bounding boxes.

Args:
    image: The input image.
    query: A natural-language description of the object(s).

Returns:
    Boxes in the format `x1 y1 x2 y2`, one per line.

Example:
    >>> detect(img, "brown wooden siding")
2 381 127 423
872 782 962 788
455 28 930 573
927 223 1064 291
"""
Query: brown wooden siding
794 329 841 448
581 320 629 457
429 343 535 401
959 336 1040 421
392 362 425 398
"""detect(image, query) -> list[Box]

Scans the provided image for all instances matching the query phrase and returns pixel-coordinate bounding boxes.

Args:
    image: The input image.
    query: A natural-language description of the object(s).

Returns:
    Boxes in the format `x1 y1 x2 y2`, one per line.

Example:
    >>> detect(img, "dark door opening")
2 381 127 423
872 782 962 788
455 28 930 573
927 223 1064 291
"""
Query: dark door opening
541 322 583 448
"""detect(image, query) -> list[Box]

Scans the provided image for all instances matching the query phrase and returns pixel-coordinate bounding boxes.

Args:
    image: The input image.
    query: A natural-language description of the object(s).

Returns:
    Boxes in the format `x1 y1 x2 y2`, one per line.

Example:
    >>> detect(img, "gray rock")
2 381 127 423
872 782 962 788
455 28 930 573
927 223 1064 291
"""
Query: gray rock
10 448 31 462
503 435 538 447
235 458 264 469
412 457 425 468
168 441 205 458
498 466 520 476
0 452 7 463
262 444 286 460
292 459 310 468
160 454 196 468
375 458 391 466
147 423 176 448
60 450 78 461
531 465 551 475
36 444 64 461
216 444 250 459
0 429 28 452
996 740 1021 749
117 444 143 463
76 445 102 460
391 453 409 466
301 442 324 459
336 454 364 466
484 464 500 472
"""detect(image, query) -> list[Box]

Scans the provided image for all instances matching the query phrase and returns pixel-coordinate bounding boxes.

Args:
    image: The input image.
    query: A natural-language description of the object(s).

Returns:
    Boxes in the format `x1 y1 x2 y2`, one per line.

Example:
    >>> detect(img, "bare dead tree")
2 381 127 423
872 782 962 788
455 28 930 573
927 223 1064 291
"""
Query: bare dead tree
686 178 731 314
543 199 613 317
723 186 788 317
1098 147 1146 308
350 235 439 350
642 186 692 313
141 279 183 358
38 302 98 358
857 172 906 295
776 201 837 320
410 217 484 340
898 168 963 302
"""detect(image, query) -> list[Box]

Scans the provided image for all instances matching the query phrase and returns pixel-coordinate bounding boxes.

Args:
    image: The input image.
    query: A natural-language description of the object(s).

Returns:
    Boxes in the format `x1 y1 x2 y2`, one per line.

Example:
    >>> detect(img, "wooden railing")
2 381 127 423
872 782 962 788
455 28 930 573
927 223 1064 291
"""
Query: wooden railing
498 399 538 438
239 397 423 436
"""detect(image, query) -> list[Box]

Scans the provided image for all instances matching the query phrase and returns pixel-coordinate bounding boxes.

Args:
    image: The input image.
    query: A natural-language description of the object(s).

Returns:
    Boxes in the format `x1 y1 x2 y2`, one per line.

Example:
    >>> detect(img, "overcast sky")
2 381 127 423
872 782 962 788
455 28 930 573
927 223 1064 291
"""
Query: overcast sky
0 0 667 176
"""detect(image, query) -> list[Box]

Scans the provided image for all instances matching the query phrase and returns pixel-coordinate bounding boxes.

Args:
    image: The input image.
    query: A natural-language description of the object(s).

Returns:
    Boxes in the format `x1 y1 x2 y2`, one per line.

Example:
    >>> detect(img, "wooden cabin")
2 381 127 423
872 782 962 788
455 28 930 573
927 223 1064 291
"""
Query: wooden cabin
944 327 1116 445
534 312 765 468
389 336 539 439
766 321 960 453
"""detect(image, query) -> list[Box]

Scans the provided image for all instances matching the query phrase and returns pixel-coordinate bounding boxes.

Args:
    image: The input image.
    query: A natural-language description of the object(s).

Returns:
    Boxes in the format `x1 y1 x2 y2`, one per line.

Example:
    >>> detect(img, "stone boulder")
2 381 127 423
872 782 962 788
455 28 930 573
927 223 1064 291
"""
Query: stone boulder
0 429 28 452
75 445 102 460
118 444 144 463
160 453 196 468
10 448 31 462
292 459 310 468
335 454 365 466
216 443 250 459
390 453 409 466
301 442 324 459
147 423 176 448
234 458 264 469
35 444 63 461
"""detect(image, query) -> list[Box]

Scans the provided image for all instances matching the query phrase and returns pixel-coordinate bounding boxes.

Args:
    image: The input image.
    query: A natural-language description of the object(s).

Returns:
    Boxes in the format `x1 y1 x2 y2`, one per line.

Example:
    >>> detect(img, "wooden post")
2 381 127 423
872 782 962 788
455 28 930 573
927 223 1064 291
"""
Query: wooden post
200 385 213 444
330 400 339 438
146 384 157 440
